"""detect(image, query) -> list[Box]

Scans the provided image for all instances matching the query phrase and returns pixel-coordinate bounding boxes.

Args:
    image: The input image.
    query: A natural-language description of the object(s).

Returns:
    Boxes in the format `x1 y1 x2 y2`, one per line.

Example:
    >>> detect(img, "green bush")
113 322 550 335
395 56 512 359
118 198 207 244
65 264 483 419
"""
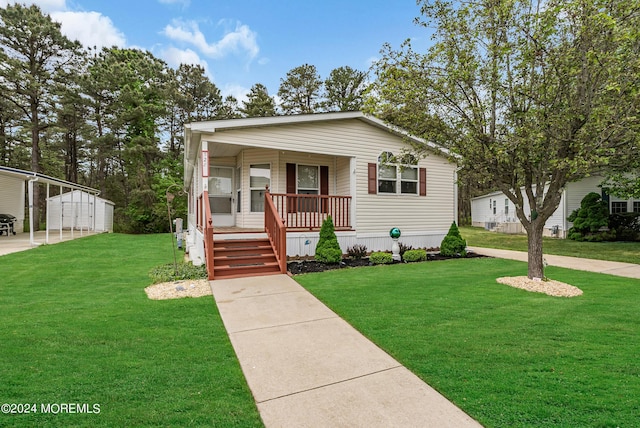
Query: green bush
315 216 343 263
567 192 612 241
403 249 427 262
440 221 467 257
609 212 640 241
370 251 394 264
148 262 207 284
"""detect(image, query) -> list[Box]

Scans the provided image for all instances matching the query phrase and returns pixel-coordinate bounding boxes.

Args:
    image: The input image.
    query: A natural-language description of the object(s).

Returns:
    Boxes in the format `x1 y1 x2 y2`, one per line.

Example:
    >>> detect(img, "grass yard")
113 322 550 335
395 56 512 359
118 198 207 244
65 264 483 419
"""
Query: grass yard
0 234 262 427
461 226 640 264
296 259 640 427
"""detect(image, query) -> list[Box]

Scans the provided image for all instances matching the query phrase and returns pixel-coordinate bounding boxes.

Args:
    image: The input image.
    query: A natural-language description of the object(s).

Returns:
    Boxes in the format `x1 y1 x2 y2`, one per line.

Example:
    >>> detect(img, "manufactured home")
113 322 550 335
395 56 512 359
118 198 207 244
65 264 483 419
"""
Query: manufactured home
183 112 458 279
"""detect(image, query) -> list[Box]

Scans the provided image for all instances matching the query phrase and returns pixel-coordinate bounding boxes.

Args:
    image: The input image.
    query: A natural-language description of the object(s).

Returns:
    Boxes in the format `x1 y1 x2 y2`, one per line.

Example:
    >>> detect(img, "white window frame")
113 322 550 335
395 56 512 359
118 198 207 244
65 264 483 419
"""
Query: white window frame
249 163 270 212
634 201 640 213
297 164 320 195
399 154 418 195
377 151 418 195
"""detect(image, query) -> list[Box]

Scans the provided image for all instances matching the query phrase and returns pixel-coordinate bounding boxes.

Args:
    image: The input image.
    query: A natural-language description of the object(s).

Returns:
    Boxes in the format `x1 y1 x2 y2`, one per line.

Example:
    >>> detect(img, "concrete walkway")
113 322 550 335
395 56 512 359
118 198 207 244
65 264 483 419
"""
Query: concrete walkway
210 274 482 428
0 230 99 256
469 247 640 279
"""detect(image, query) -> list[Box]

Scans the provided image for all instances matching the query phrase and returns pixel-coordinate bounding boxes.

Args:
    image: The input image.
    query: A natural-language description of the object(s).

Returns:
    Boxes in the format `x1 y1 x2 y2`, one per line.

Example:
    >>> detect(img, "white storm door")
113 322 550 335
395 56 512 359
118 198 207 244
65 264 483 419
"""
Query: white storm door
209 166 235 226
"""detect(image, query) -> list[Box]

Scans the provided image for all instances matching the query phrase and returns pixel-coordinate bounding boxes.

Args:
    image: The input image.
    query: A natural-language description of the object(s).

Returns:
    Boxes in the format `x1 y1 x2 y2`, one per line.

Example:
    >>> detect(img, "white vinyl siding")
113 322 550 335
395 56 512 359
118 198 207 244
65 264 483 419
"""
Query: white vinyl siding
199 119 456 235
0 175 25 233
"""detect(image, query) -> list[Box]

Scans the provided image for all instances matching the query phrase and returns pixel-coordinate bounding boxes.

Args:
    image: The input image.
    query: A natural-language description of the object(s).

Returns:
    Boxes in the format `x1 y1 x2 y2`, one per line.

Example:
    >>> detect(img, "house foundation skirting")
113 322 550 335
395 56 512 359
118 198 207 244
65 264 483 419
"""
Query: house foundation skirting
287 230 447 257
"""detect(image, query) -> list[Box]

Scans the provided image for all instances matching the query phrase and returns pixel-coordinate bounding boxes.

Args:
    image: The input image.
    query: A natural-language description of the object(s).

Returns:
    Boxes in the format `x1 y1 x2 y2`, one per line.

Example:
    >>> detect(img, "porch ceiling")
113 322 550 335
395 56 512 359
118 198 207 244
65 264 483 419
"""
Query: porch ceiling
210 142 248 157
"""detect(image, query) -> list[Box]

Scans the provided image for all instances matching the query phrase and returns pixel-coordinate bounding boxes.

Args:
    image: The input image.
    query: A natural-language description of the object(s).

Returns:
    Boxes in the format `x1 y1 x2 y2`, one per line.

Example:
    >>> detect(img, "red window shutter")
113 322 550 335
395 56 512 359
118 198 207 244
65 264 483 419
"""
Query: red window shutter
320 165 329 213
368 163 377 194
320 166 329 195
286 163 297 213
419 168 427 196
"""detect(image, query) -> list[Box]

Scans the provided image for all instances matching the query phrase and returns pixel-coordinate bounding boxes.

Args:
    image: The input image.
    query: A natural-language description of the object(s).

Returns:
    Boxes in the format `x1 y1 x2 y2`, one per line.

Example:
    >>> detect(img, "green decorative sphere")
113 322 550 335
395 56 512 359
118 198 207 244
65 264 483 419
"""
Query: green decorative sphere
389 227 401 239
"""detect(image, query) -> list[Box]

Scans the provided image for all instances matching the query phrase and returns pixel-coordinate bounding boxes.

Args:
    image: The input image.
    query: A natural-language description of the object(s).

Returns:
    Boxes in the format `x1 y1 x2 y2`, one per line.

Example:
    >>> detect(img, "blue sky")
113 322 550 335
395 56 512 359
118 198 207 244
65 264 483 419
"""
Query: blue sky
1 0 430 102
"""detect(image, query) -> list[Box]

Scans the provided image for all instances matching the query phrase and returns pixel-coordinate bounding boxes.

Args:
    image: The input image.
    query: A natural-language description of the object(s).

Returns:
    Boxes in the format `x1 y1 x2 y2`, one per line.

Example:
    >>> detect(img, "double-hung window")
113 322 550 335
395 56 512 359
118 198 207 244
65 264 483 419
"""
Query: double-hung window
378 152 397 194
399 154 418 194
611 201 627 214
377 152 418 195
298 165 319 211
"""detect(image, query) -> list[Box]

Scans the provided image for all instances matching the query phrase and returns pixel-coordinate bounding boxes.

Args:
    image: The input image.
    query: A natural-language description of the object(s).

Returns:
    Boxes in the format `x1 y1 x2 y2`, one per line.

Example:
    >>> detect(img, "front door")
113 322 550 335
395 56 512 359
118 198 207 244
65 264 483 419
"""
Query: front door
209 166 234 227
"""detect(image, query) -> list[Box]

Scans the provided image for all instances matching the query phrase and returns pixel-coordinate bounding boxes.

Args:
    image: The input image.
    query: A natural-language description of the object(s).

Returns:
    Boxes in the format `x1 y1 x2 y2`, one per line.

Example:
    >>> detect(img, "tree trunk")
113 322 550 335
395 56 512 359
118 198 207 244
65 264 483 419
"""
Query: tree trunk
526 219 545 279
30 103 40 232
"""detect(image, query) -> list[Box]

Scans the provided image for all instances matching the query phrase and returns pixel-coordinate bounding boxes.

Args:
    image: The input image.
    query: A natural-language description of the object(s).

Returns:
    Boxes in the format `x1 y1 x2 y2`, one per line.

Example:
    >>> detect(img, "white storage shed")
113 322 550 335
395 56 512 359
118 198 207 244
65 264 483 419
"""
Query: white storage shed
47 190 114 232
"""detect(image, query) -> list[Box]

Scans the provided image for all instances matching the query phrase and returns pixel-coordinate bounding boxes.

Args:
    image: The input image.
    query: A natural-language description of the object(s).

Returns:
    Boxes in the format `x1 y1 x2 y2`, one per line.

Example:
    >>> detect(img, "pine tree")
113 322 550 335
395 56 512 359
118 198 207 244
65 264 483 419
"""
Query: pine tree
315 216 343 263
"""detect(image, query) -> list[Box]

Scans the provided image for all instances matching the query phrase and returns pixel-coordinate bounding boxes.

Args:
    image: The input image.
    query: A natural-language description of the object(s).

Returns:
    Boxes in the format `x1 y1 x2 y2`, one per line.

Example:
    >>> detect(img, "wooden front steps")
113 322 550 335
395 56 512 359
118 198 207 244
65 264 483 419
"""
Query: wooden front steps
213 238 281 279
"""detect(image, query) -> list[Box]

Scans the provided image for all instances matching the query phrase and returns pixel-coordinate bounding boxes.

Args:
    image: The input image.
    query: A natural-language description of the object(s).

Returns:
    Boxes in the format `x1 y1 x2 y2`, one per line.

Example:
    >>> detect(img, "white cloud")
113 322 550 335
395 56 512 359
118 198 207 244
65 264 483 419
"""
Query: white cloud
163 19 259 60
158 0 190 6
161 46 211 75
50 11 126 49
222 83 250 105
0 0 66 12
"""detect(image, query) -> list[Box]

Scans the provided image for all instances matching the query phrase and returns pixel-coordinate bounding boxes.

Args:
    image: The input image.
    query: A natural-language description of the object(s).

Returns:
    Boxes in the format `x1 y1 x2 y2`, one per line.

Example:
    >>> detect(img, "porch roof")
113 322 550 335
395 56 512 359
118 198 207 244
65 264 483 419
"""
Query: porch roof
0 166 100 194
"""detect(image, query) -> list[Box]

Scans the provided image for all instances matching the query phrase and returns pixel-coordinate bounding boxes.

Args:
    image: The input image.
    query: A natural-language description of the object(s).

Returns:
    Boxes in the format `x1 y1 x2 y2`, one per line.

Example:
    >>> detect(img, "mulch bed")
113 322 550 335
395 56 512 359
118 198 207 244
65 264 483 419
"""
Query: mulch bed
287 251 489 275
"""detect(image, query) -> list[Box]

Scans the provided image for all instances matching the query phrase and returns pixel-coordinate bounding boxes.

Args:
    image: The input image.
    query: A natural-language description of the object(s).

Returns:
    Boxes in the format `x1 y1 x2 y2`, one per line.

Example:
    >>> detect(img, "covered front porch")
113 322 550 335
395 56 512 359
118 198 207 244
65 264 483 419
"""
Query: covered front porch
199 141 356 231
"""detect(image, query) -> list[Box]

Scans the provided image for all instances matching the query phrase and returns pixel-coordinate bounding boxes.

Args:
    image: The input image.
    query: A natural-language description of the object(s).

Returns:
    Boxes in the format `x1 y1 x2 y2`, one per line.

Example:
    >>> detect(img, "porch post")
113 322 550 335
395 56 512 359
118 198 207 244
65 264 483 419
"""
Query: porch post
59 185 63 241
28 177 36 246
45 183 50 244
349 157 357 230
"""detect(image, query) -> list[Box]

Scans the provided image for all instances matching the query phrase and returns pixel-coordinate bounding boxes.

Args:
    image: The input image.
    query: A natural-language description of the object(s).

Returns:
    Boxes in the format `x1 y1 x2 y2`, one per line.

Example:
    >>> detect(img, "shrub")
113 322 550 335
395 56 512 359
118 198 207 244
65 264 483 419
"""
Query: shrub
609 212 640 241
148 262 207 284
567 192 612 241
403 249 427 262
346 244 368 259
370 251 394 265
398 242 413 257
315 216 343 263
440 222 467 257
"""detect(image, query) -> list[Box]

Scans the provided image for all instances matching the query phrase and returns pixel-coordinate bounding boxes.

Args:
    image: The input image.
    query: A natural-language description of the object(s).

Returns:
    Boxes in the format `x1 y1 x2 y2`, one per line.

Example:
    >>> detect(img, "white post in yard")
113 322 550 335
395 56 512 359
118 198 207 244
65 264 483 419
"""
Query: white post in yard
79 191 83 236
59 185 63 241
93 193 97 232
46 183 50 244
71 189 75 239
28 177 37 246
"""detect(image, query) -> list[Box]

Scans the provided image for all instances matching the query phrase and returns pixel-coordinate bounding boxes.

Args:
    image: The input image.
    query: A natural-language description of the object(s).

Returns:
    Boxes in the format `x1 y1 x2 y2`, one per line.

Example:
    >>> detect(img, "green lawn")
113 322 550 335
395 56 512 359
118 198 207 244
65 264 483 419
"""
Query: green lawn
0 234 262 427
461 226 640 264
296 260 640 428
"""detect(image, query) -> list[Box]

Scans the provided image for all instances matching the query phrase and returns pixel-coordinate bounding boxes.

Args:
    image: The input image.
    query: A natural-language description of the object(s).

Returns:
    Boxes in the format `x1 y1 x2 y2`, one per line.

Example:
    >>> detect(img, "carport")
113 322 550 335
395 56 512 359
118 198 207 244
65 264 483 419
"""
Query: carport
0 166 102 248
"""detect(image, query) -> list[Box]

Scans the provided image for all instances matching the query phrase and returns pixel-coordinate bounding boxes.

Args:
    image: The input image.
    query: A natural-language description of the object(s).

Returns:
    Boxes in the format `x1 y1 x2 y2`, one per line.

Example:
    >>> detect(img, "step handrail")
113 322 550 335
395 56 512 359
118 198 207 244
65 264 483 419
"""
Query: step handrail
264 187 287 274
202 191 215 280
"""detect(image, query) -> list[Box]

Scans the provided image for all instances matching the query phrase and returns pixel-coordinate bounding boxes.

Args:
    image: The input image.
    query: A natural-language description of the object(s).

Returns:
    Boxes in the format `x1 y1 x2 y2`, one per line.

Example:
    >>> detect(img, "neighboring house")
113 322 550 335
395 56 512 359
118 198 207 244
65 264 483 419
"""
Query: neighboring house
471 176 639 238
183 111 458 279
47 190 114 232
